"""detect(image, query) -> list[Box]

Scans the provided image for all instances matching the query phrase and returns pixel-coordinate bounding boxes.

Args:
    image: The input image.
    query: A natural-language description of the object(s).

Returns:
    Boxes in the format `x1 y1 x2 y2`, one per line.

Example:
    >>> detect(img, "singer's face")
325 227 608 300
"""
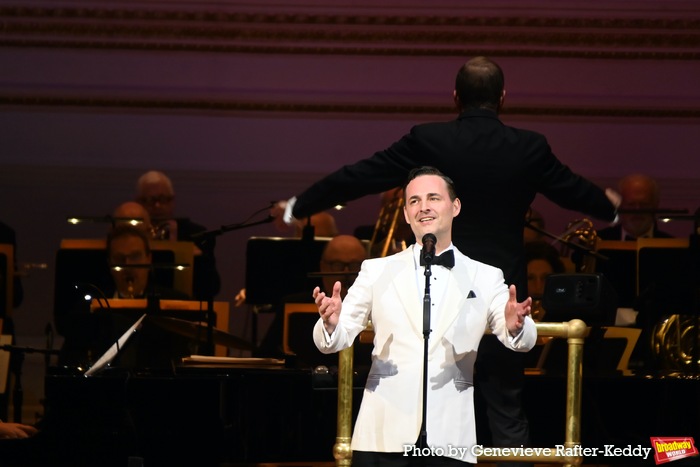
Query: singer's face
403 175 460 247
109 234 152 298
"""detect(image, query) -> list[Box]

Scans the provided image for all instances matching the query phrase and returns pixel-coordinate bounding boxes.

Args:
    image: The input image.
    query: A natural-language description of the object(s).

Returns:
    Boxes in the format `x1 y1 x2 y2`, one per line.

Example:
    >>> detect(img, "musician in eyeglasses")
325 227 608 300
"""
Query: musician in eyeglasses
135 170 221 302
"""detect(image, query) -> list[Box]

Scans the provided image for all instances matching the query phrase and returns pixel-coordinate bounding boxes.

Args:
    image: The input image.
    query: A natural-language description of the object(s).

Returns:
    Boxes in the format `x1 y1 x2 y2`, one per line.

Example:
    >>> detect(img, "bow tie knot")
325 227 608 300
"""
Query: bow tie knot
419 249 455 269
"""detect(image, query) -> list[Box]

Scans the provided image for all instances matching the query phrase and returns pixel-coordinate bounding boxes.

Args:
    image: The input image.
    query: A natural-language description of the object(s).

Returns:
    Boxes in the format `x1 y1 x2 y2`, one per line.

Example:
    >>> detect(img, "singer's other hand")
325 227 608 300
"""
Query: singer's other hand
504 284 532 337
313 281 342 334
270 200 292 232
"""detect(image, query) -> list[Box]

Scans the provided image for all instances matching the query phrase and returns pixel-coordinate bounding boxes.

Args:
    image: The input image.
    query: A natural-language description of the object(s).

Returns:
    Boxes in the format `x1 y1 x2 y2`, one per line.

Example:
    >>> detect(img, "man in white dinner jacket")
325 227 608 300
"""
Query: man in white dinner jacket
313 166 537 466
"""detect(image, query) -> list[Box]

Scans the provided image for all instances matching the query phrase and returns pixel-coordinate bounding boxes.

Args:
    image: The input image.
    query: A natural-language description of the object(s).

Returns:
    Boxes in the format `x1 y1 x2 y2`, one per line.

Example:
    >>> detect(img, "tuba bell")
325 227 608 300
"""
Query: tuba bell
651 314 700 375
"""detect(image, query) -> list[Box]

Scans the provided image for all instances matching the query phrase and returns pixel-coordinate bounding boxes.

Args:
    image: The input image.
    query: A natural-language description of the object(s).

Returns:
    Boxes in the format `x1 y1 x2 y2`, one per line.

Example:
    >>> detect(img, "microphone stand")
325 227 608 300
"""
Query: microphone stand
190 213 274 354
417 260 432 451
524 219 609 270
523 208 690 269
189 216 274 241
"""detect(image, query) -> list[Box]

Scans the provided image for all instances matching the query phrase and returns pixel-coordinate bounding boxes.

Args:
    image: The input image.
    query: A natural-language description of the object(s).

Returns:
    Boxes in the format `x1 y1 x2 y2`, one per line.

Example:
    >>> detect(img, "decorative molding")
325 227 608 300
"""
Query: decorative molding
1 6 700 59
1 94 700 119
3 3 700 116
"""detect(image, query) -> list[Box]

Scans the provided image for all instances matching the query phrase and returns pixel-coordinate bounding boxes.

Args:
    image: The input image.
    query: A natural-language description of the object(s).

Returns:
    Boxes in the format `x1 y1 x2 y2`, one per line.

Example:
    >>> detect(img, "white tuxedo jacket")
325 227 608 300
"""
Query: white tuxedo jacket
313 245 537 463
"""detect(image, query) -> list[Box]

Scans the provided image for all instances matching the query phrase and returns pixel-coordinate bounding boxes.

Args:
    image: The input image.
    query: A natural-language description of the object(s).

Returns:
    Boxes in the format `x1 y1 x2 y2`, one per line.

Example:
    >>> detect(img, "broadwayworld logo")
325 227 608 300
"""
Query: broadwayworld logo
651 437 699 465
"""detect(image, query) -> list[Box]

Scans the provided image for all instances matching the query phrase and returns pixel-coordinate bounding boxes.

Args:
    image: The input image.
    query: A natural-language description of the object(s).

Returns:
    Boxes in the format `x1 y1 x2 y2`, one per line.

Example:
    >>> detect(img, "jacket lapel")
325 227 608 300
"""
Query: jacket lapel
429 251 475 353
390 247 424 338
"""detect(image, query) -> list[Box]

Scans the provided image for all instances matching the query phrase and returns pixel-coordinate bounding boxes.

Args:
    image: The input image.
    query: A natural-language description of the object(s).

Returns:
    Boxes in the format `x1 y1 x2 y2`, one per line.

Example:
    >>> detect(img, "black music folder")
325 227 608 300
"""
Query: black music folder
245 236 329 306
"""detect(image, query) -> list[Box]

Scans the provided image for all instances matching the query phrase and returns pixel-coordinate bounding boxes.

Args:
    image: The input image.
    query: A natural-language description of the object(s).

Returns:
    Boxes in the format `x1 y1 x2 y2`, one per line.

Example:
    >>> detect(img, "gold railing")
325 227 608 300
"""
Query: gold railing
333 319 589 467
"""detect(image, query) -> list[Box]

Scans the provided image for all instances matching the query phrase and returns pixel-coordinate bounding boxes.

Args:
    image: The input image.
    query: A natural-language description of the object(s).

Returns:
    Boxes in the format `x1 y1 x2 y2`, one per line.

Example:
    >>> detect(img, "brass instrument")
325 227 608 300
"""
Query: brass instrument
651 314 700 374
151 221 172 240
368 188 407 258
558 218 598 273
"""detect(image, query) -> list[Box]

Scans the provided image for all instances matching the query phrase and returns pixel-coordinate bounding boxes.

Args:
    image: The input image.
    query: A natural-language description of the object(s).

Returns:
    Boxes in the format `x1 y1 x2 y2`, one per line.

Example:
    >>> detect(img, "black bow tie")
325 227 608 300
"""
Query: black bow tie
419 249 455 269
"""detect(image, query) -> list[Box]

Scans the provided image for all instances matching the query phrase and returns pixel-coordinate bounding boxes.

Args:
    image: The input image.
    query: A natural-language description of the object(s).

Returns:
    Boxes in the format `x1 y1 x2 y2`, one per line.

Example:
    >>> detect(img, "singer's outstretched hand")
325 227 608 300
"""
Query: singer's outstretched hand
504 284 532 337
313 281 342 334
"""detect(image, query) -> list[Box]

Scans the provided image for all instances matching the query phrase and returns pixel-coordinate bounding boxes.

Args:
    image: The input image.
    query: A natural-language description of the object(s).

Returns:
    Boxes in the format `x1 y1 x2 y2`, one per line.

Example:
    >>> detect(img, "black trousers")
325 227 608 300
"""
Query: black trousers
474 335 532 467
353 451 472 467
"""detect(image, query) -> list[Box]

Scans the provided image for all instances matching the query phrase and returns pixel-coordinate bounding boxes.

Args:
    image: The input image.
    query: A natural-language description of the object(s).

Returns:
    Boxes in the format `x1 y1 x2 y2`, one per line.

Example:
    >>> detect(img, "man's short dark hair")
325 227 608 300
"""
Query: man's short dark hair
403 166 457 201
455 56 504 111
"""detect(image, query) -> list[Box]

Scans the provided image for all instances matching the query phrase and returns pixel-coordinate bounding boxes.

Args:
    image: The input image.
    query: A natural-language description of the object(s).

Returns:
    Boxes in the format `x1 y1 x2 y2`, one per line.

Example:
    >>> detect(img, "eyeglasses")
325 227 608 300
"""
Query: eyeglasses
139 195 174 206
110 251 149 266
323 261 362 272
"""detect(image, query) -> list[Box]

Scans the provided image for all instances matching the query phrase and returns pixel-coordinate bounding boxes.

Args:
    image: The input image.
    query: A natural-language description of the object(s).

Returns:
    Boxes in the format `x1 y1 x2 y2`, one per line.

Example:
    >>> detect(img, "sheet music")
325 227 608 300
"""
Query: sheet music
84 313 147 377
181 355 284 366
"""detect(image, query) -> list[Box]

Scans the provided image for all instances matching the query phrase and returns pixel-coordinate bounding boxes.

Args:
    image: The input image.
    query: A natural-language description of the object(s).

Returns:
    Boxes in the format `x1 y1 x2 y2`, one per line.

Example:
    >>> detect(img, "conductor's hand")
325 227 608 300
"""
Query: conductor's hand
313 281 342 334
270 200 292 232
605 187 622 209
504 285 532 337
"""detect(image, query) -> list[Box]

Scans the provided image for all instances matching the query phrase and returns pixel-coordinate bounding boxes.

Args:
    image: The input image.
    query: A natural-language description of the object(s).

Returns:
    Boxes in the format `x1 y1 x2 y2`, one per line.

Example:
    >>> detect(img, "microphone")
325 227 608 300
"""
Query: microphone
421 233 436 265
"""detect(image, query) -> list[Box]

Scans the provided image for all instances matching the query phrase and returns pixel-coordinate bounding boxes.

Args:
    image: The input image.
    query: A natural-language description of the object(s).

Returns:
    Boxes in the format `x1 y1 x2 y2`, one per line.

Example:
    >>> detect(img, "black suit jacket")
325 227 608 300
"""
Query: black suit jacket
293 109 616 298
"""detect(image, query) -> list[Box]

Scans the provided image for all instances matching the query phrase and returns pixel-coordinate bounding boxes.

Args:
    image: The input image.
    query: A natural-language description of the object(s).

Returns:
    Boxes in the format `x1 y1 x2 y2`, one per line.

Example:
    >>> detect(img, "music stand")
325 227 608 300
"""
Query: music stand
245 236 330 306
594 240 638 308
54 239 196 337
245 236 330 346
637 238 692 319
59 238 195 295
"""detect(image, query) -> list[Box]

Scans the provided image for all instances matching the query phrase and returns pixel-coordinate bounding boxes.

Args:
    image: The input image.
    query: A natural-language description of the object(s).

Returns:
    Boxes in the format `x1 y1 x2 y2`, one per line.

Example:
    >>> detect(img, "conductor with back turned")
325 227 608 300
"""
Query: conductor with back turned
271 56 620 464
